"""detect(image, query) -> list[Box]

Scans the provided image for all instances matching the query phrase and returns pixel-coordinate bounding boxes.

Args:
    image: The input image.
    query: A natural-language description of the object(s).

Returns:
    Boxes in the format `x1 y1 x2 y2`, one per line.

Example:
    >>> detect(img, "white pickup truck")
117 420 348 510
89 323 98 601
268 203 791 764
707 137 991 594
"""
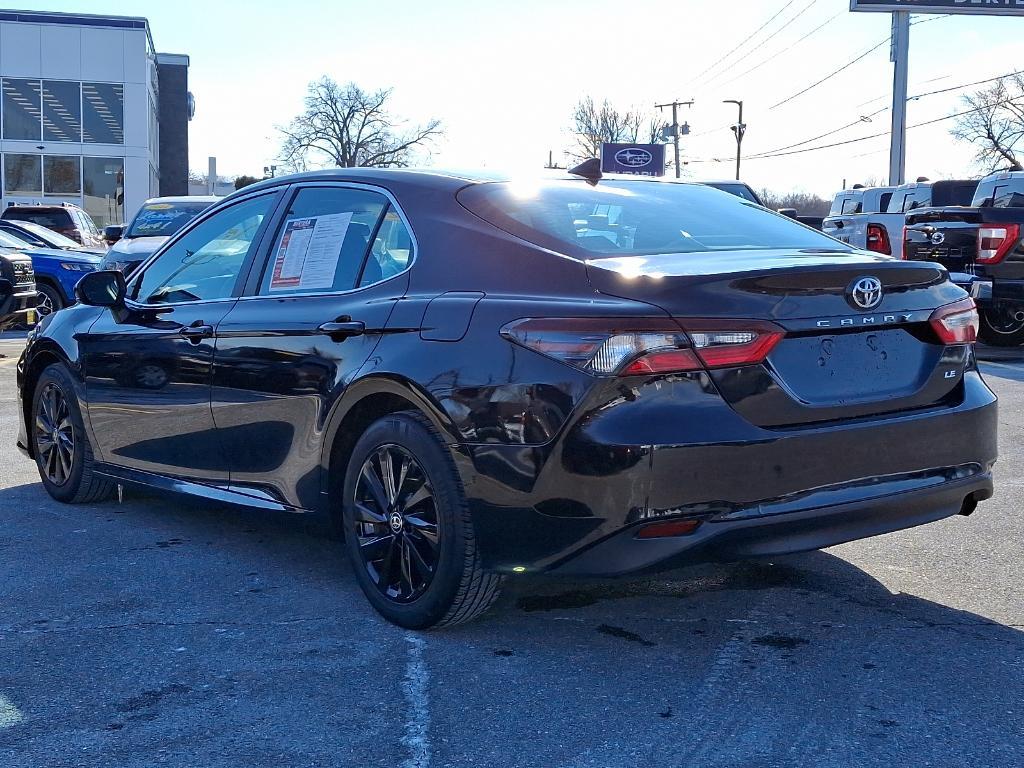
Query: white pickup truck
823 180 978 259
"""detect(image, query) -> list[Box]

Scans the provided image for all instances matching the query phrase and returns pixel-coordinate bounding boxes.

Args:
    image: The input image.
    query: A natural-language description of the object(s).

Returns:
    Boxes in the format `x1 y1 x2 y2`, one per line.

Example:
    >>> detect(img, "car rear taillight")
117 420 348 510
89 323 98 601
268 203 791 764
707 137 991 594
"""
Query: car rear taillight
501 318 784 376
977 224 1020 264
929 298 979 345
867 223 891 255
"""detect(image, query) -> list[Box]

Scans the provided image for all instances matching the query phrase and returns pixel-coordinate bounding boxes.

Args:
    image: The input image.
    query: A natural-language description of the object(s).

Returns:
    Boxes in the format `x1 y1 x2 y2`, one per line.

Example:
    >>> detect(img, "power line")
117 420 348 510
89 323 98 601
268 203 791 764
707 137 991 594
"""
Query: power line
767 13 952 112
715 9 843 89
687 0 797 86
768 36 890 111
700 0 821 89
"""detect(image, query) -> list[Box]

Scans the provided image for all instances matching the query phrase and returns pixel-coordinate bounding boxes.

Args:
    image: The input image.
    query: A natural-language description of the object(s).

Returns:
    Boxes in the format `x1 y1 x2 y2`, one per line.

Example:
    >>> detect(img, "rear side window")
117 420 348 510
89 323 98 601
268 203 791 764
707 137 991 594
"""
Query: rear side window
258 186 389 295
3 208 72 230
840 197 862 215
458 180 847 257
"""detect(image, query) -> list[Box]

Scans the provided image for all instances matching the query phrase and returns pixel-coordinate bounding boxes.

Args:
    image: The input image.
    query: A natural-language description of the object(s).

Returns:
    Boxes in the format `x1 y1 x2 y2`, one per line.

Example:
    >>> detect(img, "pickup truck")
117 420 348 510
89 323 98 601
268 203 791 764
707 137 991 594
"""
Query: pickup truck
905 170 1024 346
823 179 977 259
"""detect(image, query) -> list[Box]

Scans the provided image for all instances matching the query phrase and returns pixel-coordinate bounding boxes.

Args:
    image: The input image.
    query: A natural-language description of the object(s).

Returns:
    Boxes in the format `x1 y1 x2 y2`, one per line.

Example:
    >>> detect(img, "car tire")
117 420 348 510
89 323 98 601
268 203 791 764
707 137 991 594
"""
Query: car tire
342 411 503 629
980 308 1024 347
31 364 114 504
35 282 65 320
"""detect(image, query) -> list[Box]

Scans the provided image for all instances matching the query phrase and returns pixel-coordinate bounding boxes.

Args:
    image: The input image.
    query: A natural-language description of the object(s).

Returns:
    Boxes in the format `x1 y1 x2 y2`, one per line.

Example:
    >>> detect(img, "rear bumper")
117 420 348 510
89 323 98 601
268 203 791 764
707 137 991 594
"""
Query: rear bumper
461 370 997 575
552 473 991 576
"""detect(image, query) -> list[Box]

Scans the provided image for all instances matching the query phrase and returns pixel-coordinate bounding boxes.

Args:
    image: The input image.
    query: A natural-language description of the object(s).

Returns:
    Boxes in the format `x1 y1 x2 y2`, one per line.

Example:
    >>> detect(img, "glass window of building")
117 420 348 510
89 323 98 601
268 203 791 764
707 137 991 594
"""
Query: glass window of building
43 155 82 196
42 81 83 142
83 156 125 226
82 83 124 144
3 154 42 195
2 79 42 141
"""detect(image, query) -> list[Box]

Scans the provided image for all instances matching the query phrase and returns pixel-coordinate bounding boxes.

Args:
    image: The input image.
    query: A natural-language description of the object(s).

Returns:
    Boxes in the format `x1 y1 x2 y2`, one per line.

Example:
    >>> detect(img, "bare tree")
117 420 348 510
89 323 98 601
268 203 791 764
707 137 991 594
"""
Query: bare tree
570 97 652 161
951 75 1024 173
756 189 831 216
278 77 442 169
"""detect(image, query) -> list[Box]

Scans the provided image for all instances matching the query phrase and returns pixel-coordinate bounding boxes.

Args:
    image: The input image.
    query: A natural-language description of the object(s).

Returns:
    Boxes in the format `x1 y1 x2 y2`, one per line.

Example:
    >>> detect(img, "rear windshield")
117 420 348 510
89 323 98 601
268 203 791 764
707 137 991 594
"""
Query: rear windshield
126 201 213 238
3 208 72 230
973 177 1024 208
458 180 846 258
0 231 27 249
931 181 978 207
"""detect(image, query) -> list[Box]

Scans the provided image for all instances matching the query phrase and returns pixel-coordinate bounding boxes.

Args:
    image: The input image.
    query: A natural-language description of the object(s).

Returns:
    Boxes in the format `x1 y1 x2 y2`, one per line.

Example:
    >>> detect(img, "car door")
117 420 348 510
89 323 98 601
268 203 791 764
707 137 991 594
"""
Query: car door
210 183 414 509
80 191 282 482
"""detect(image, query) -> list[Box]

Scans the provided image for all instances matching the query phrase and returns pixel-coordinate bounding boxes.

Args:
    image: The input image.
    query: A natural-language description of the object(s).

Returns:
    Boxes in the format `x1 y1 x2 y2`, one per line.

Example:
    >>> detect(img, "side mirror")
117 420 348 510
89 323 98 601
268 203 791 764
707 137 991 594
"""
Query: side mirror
777 208 799 219
103 225 124 245
75 270 126 308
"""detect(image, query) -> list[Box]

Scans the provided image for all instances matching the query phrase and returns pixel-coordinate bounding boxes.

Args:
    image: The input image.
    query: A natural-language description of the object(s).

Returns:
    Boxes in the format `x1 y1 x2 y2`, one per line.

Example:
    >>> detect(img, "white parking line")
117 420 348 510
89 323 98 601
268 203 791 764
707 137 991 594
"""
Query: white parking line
0 694 24 728
401 633 430 768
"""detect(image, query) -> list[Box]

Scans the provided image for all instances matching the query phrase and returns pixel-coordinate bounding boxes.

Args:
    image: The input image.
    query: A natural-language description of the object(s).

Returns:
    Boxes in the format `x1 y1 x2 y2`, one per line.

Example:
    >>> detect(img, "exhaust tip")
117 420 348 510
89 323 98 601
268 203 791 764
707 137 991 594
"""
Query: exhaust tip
959 493 980 517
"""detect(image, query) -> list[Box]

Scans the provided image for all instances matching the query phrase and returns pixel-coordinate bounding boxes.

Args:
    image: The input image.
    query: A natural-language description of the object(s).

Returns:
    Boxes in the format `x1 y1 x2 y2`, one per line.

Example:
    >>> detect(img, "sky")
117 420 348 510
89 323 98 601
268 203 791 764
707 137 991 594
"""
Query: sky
13 0 1024 197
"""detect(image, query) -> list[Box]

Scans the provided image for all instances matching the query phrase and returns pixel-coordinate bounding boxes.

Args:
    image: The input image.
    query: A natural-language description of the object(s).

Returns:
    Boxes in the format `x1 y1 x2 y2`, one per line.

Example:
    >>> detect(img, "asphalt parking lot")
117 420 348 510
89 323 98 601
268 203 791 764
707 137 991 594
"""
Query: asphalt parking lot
0 333 1021 768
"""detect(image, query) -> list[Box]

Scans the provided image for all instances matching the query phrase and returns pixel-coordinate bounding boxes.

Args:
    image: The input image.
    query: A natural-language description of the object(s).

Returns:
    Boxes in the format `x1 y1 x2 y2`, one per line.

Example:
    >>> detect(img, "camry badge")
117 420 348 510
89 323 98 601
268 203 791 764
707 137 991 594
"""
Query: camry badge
848 276 884 310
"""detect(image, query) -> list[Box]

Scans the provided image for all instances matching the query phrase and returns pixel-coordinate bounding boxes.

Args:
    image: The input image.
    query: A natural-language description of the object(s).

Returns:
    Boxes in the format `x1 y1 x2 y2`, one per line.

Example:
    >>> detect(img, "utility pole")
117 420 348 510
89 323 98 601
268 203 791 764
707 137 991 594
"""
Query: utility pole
723 100 746 181
655 99 694 178
888 11 910 186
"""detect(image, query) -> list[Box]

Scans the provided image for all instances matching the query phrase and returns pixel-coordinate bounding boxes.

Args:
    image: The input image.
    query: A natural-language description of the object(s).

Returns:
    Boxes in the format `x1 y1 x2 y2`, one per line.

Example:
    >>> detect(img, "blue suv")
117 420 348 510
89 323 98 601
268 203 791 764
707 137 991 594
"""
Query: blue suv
0 230 100 318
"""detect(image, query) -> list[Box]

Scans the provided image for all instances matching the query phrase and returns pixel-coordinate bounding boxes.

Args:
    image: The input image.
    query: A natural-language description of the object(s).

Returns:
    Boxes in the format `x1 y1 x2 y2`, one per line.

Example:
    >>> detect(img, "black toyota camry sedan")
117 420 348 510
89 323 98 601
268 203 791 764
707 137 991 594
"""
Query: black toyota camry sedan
16 168 997 628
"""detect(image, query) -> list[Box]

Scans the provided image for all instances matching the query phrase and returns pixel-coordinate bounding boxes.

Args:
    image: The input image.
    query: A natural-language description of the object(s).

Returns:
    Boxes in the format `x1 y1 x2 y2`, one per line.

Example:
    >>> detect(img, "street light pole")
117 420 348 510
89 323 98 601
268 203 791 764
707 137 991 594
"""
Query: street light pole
723 100 745 181
655 99 694 179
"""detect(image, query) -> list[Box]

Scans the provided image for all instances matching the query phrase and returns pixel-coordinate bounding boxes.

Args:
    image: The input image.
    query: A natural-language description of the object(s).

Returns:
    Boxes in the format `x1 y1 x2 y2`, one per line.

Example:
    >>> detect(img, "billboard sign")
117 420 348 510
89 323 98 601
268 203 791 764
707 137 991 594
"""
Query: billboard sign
600 143 666 177
851 0 1024 15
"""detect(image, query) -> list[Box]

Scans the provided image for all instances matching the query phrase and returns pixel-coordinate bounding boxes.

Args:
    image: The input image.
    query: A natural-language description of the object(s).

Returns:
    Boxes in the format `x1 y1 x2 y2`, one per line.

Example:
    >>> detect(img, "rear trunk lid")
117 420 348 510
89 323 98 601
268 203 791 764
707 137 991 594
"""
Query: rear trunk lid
586 249 969 427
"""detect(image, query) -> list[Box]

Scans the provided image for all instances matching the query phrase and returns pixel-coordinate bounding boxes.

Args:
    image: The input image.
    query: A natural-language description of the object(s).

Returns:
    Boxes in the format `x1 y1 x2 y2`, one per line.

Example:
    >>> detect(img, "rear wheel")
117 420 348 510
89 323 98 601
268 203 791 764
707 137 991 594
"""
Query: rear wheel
31 364 114 503
980 305 1024 346
341 411 503 629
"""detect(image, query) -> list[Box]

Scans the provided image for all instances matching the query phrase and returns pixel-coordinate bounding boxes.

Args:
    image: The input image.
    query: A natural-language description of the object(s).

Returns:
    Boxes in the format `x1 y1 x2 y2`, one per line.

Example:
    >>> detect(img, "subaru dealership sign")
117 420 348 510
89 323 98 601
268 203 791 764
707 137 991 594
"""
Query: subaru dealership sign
851 0 1024 15
600 143 666 177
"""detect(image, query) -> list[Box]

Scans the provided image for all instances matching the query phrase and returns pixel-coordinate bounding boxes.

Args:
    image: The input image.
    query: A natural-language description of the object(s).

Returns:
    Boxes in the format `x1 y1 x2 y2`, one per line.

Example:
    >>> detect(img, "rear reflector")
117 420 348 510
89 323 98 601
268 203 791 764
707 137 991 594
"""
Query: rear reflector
502 318 786 376
867 223 891 255
978 223 1020 264
636 519 702 539
929 297 979 345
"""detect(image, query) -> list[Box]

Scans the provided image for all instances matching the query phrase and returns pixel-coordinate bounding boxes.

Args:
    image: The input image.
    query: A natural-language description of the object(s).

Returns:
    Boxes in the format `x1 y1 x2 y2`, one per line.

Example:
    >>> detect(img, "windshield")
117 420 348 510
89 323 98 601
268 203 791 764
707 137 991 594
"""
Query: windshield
0 231 28 249
10 221 81 248
458 179 848 258
126 201 213 238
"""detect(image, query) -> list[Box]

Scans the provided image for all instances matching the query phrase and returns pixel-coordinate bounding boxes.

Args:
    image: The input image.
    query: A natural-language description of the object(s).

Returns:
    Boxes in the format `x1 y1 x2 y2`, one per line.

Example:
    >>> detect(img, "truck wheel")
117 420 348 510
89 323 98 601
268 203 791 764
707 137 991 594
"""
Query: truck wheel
980 306 1024 347
341 411 503 629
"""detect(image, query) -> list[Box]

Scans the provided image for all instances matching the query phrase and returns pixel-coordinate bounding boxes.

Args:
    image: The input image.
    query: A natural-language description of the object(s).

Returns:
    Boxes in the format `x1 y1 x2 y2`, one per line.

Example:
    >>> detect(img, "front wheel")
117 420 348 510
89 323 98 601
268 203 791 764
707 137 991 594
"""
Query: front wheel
980 305 1024 347
35 283 65 320
31 364 114 503
341 411 503 629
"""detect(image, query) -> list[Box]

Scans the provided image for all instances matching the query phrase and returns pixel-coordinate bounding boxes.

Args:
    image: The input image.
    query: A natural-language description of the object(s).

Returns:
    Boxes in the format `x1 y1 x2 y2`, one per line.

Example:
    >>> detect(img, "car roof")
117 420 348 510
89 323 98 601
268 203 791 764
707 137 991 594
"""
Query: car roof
3 203 82 211
142 195 220 204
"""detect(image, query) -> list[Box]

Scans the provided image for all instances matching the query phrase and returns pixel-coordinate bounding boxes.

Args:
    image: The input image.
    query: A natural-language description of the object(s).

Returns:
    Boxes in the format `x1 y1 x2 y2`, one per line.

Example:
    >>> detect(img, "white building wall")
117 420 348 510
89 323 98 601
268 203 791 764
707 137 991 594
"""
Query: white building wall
0 17 156 226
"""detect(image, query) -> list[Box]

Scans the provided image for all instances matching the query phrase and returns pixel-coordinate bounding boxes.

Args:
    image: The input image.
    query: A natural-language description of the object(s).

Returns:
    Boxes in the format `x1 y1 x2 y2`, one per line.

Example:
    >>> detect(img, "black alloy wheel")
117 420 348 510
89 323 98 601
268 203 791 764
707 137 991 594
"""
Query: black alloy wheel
35 283 64 320
353 444 440 603
342 411 503 629
35 382 74 486
980 305 1024 347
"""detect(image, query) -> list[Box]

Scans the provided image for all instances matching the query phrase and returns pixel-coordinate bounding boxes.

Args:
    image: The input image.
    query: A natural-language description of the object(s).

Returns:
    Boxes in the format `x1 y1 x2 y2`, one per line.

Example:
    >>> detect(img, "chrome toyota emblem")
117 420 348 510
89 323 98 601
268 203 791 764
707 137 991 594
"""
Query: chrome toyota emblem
848 276 883 310
614 148 653 167
930 231 945 245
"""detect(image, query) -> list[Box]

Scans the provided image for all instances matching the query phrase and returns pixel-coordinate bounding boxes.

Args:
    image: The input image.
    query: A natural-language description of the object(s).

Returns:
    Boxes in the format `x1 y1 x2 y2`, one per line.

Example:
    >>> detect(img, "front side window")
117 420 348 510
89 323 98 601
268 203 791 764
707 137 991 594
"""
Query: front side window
133 194 275 305
840 197 862 215
258 186 388 295
3 79 41 140
458 180 848 258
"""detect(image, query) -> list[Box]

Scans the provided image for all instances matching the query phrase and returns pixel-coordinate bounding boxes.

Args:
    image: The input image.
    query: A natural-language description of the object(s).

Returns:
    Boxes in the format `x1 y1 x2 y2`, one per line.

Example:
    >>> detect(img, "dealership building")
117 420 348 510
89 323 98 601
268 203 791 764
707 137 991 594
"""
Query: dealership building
0 9 191 227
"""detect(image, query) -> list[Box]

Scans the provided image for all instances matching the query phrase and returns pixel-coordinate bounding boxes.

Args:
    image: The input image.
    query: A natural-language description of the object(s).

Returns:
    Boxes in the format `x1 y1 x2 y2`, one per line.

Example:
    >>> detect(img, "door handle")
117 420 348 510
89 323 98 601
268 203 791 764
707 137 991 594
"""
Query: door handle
179 323 214 342
317 320 366 338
